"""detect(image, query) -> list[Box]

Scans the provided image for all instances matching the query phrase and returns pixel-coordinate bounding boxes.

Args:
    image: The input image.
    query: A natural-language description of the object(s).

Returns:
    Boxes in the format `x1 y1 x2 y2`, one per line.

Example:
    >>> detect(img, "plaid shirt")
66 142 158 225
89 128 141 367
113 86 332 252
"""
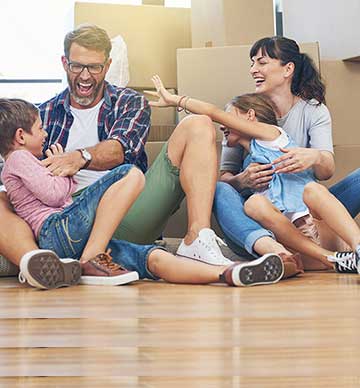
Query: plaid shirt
39 82 151 173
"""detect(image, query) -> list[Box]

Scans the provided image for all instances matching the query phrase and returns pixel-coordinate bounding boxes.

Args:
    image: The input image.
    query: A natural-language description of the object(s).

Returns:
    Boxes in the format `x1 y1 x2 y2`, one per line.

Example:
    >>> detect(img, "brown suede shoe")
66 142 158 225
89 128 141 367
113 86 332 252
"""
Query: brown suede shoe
279 252 304 279
80 250 139 286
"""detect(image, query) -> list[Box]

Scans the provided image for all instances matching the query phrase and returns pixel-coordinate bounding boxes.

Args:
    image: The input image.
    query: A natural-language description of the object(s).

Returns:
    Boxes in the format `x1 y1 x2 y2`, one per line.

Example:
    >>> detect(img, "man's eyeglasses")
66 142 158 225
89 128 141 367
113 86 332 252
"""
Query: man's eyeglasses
66 60 106 75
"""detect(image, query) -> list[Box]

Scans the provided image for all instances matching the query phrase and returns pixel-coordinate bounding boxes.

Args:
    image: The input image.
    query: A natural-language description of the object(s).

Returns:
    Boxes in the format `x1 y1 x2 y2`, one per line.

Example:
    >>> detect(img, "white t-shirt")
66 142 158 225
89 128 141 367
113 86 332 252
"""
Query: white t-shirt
67 99 109 191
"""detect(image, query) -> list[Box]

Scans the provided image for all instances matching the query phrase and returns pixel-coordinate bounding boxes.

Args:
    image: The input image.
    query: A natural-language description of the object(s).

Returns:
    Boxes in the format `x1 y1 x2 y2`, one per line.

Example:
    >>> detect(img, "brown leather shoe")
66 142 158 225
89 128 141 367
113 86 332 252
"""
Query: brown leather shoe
279 252 304 279
80 250 139 286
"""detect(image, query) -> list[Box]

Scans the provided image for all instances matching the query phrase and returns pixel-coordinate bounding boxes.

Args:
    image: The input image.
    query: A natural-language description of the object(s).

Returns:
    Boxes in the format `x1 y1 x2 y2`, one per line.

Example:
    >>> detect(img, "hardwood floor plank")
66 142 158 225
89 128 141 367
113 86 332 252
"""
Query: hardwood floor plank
0 347 359 377
0 273 359 319
0 317 358 348
1 376 360 388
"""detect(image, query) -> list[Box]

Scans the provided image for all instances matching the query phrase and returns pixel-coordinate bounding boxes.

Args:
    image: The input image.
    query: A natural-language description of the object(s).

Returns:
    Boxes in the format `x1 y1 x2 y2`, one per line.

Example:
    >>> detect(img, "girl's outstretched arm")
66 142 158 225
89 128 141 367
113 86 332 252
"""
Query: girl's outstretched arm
147 75 279 141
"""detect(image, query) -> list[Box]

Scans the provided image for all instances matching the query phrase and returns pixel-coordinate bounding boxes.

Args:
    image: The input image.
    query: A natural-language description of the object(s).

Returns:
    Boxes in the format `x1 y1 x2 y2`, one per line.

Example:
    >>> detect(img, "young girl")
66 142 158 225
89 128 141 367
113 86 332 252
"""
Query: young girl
0 98 284 289
148 75 360 274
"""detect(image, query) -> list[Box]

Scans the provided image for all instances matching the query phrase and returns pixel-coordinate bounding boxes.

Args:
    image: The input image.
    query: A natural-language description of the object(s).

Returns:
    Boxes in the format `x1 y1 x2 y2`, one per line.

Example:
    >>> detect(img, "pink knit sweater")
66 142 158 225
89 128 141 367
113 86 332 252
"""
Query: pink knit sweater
1 150 76 237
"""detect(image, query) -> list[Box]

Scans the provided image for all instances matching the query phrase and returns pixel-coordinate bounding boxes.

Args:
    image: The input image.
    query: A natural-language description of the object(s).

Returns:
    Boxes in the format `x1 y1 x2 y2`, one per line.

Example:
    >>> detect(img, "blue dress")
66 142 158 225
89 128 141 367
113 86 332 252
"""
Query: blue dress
243 132 315 214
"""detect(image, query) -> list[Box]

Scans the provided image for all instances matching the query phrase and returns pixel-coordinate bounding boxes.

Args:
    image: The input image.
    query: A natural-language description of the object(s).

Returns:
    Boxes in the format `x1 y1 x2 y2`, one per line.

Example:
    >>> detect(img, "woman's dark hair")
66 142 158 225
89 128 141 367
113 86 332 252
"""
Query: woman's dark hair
250 36 326 104
229 93 277 126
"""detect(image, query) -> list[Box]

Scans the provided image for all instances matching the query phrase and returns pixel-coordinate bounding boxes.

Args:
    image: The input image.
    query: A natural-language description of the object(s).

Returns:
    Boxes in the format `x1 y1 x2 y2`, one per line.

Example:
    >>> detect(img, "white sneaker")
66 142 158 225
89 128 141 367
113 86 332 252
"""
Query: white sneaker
176 228 233 266
18 249 81 289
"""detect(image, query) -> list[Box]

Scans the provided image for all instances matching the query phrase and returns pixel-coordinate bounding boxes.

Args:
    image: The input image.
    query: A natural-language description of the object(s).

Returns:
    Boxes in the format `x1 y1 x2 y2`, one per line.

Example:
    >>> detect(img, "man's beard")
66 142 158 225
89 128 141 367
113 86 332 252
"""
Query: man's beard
67 74 103 107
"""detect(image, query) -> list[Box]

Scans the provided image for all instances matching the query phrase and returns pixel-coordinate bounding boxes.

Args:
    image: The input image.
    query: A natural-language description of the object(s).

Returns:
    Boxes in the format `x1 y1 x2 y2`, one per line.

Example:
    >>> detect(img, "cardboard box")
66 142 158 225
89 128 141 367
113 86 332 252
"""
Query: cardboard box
191 0 275 48
148 125 176 142
322 145 360 189
321 60 360 146
75 3 191 88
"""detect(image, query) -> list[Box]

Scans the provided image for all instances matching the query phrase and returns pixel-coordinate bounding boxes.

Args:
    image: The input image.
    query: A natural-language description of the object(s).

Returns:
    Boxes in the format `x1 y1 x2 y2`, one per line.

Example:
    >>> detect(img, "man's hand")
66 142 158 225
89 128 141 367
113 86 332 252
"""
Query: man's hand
272 147 320 174
41 148 84 176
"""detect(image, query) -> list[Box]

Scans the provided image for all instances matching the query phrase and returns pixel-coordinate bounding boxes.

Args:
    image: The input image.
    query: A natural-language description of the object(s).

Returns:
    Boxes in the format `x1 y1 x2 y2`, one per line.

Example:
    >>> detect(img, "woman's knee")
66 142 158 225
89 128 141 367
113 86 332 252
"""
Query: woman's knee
178 114 216 143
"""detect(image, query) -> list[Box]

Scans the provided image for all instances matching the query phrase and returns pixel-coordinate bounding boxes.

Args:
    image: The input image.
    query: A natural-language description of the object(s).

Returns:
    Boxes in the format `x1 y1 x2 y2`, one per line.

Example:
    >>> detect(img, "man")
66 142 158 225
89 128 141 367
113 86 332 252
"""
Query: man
0 24 235 287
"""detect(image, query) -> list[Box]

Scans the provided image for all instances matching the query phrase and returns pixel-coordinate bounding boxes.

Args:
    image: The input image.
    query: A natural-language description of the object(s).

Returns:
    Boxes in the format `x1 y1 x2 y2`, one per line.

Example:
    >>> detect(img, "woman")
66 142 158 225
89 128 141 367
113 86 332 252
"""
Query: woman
213 36 360 272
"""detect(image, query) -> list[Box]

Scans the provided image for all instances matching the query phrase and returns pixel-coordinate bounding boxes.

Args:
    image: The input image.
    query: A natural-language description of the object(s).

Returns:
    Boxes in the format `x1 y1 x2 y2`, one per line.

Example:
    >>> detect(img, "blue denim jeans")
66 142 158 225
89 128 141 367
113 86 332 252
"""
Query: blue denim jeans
38 164 160 280
213 168 360 258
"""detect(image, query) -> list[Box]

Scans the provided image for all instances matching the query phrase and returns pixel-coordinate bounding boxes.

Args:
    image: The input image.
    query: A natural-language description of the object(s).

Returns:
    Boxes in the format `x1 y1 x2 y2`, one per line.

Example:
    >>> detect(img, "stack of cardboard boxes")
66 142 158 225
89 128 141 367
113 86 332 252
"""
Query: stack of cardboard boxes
75 0 360 235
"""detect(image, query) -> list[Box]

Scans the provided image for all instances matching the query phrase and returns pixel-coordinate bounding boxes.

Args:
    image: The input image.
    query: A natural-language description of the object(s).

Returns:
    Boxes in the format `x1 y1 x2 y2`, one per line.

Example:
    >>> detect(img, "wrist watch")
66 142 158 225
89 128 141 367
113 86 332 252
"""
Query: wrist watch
77 148 92 169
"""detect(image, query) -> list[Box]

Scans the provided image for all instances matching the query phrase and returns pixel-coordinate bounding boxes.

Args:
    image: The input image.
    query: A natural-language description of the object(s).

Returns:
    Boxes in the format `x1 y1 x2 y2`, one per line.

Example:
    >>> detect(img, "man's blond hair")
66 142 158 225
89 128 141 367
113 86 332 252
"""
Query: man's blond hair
64 24 112 59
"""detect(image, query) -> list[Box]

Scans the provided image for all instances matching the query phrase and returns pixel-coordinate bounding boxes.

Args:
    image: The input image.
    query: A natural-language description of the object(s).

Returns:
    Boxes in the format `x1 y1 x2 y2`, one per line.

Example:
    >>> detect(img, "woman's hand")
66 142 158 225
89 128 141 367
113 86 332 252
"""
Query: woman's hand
145 75 178 107
272 147 320 174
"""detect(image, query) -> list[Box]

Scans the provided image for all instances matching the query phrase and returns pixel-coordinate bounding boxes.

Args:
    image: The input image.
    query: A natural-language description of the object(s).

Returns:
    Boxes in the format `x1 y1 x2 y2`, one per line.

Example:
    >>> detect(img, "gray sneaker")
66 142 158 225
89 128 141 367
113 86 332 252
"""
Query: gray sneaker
18 249 81 289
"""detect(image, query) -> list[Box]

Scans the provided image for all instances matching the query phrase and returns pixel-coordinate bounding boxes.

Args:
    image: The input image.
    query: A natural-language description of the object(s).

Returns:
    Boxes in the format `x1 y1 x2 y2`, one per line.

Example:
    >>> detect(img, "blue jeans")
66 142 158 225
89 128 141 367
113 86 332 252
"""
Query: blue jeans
213 168 360 258
38 164 160 280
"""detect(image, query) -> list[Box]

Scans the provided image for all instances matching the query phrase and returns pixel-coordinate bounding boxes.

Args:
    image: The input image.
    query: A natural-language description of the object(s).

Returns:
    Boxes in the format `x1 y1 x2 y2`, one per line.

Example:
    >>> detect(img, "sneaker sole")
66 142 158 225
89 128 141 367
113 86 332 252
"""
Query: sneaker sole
21 250 81 289
80 271 139 286
233 254 284 286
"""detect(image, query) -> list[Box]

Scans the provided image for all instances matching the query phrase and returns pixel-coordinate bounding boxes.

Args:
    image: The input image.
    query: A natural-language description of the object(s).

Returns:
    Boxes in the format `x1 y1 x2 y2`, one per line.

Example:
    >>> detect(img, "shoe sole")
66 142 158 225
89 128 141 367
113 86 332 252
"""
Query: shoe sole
233 254 284 286
20 250 81 289
80 271 139 286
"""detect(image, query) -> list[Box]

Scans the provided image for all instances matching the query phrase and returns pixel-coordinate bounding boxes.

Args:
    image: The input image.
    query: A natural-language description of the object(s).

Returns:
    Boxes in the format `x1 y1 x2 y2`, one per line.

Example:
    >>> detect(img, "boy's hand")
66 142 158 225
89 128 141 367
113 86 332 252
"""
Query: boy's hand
144 75 178 107
44 143 64 158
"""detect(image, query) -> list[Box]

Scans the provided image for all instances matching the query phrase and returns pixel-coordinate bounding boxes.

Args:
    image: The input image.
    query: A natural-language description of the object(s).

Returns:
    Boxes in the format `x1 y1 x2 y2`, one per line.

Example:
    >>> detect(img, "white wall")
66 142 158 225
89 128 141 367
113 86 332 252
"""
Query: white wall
282 0 360 59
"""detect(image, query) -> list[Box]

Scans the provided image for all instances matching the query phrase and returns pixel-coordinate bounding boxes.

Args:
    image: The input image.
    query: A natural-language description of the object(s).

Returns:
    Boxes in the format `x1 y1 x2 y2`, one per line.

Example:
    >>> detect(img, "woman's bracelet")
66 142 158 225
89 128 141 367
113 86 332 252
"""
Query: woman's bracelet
176 95 187 112
183 96 191 114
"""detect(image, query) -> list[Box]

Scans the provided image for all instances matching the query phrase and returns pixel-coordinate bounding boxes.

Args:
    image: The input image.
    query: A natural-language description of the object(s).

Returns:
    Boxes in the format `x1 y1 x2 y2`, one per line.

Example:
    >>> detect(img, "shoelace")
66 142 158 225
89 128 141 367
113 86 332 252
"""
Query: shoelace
328 252 357 271
93 249 125 271
18 272 26 284
206 233 227 258
214 234 227 247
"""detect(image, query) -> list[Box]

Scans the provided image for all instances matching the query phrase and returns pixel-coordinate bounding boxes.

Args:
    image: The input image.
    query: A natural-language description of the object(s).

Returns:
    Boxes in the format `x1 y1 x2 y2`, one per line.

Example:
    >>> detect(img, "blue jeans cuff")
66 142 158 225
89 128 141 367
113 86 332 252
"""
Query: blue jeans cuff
244 229 275 257
143 246 168 280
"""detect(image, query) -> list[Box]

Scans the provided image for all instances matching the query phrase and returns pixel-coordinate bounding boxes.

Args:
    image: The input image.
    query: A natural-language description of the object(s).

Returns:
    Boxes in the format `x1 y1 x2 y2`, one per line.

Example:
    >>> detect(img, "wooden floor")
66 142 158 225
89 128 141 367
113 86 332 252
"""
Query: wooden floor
0 271 359 387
